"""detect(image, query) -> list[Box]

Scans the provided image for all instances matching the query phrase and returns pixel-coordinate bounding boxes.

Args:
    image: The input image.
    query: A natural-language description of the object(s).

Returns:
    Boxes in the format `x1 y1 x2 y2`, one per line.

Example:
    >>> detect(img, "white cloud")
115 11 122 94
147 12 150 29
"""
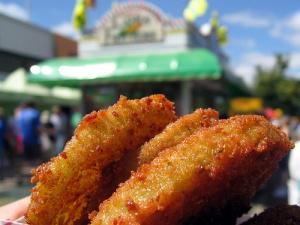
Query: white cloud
231 38 256 49
52 22 79 40
243 52 275 68
222 11 271 28
0 2 29 21
286 33 300 47
231 52 275 87
233 52 300 85
223 11 300 81
288 69 300 79
287 55 300 78
270 11 300 47
290 53 300 69
285 11 300 31
233 65 255 86
222 10 300 47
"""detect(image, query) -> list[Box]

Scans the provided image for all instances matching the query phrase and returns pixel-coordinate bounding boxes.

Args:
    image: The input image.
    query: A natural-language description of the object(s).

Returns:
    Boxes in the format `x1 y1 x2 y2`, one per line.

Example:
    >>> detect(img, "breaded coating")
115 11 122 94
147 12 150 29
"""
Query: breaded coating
241 205 300 225
90 115 293 225
138 108 219 164
26 95 176 225
94 109 219 220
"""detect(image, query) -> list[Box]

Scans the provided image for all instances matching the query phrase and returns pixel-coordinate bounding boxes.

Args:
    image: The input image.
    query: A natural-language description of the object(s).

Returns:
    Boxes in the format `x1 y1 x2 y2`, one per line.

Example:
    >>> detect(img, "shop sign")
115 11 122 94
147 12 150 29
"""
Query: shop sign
96 3 165 45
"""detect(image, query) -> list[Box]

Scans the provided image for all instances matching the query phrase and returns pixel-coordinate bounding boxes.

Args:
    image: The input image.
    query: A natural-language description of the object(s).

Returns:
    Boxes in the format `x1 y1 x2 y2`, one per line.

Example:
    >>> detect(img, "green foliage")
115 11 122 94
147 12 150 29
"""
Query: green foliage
255 54 300 115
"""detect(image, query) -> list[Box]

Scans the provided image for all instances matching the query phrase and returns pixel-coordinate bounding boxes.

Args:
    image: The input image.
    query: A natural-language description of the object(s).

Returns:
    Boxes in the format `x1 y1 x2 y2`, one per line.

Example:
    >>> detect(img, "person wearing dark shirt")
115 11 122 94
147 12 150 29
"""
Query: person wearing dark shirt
50 106 68 156
0 108 6 179
17 102 40 159
0 109 6 150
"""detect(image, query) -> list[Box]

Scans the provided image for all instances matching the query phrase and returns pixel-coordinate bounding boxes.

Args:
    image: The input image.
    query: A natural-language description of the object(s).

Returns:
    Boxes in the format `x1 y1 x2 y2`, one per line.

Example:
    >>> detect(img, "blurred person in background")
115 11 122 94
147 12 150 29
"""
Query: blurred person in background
3 108 20 170
13 105 24 155
290 117 300 141
0 107 7 180
50 106 68 156
40 110 55 161
17 102 40 160
288 140 300 205
280 116 290 138
260 108 291 205
71 107 82 131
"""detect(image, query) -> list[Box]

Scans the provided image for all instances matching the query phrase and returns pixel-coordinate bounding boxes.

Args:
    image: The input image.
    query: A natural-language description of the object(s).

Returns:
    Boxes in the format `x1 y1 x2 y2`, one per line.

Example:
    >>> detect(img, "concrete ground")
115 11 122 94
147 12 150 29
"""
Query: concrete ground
0 161 35 206
0 177 32 206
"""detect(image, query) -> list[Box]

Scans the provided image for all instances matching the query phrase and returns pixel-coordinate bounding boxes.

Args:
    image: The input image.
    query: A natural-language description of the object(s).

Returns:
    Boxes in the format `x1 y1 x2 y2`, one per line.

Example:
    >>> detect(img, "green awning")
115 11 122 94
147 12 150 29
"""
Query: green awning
28 49 221 86
0 68 81 105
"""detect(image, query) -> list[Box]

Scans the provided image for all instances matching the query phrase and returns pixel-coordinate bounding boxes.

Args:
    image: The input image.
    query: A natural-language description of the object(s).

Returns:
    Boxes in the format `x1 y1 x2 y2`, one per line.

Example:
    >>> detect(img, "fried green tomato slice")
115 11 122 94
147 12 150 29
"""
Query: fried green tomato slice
26 95 176 225
90 115 293 225
138 108 219 165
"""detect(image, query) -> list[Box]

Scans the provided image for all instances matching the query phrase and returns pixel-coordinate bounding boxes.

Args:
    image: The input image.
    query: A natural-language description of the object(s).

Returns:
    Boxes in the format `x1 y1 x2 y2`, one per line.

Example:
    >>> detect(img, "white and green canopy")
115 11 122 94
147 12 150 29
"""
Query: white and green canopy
28 49 221 86
0 68 81 105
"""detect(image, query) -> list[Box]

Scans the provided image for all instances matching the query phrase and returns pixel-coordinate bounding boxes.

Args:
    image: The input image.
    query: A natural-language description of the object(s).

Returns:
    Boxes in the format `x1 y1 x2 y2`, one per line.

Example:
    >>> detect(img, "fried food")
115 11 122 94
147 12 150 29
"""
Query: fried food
241 205 300 225
90 115 293 225
26 95 176 225
138 108 219 165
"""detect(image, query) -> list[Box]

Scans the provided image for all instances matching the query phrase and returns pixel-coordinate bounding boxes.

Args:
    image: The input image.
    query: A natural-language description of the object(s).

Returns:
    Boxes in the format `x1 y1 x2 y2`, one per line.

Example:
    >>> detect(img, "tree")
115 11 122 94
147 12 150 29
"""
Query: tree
255 54 300 116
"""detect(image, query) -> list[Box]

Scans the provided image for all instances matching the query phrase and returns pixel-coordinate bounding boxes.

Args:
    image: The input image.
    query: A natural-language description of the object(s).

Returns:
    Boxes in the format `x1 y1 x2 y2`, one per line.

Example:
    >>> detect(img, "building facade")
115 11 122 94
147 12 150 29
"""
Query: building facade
78 2 226 114
28 1 237 115
79 2 224 61
0 13 77 79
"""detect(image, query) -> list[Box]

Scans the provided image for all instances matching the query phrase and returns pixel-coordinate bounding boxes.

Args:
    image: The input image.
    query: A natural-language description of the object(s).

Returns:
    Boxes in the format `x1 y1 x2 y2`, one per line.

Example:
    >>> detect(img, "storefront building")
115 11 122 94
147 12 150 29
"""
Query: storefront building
0 13 77 79
28 1 237 115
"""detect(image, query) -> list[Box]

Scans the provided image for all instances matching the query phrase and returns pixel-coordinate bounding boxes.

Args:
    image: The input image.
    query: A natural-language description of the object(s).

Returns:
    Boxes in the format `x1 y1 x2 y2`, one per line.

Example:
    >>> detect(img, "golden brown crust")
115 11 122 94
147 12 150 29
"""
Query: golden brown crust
90 115 293 225
138 108 219 165
26 95 176 225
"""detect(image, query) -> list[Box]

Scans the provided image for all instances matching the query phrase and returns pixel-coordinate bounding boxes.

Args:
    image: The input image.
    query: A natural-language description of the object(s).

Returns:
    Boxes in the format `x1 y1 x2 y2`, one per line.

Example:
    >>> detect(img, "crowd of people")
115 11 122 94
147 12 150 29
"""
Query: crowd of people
260 108 300 206
0 102 82 179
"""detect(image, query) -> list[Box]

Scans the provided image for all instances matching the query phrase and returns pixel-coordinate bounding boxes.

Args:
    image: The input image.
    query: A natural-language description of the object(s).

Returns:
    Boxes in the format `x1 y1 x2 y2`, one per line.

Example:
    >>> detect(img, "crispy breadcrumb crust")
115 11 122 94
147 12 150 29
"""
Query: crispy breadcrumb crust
90 115 293 225
26 95 176 225
138 108 219 165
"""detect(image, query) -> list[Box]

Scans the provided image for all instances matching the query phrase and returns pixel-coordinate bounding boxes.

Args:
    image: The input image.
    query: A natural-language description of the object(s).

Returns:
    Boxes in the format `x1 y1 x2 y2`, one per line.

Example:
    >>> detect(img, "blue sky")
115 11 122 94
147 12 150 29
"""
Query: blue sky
0 0 300 86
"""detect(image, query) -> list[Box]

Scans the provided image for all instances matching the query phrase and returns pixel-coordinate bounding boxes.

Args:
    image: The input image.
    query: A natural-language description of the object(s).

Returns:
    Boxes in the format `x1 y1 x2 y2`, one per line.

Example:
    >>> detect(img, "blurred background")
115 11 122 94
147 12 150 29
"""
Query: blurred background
0 0 299 215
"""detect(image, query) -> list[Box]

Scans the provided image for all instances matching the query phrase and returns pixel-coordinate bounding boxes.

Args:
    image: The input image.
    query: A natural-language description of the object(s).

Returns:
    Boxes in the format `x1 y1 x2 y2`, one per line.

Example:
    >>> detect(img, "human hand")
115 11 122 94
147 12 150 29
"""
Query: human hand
0 196 30 221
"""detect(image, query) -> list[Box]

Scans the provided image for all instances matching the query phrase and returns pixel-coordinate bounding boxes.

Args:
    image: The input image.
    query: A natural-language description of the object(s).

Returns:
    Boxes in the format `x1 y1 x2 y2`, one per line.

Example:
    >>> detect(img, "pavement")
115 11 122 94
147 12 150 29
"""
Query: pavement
0 177 32 206
0 161 35 207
